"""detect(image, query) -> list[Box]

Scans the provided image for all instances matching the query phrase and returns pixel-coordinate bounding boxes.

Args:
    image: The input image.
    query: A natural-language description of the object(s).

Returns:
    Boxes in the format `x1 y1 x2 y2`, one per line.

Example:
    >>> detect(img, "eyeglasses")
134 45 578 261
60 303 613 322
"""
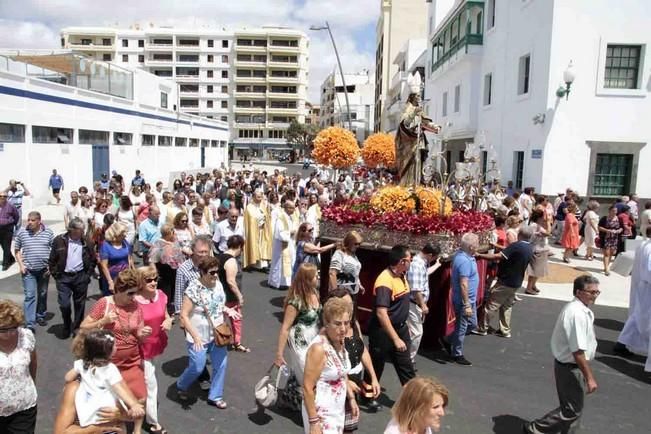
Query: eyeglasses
581 289 601 296
145 277 158 283
180 219 188 223
0 326 18 333
207 270 219 276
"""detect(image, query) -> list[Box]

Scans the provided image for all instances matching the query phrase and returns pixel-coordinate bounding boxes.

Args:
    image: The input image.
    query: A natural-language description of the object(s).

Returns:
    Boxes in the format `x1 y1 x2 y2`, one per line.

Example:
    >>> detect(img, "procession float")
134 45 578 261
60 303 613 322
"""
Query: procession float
315 72 502 346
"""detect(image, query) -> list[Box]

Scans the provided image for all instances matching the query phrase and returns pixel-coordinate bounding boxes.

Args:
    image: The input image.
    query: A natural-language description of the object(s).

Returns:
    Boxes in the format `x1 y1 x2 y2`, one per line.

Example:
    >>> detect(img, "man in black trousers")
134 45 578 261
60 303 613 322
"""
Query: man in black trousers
364 244 416 410
48 218 96 338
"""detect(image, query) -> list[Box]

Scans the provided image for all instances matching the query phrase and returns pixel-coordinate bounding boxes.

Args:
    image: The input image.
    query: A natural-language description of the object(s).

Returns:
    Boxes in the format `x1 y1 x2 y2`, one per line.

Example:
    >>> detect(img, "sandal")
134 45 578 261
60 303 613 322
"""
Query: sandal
232 343 251 353
208 399 228 409
149 425 168 434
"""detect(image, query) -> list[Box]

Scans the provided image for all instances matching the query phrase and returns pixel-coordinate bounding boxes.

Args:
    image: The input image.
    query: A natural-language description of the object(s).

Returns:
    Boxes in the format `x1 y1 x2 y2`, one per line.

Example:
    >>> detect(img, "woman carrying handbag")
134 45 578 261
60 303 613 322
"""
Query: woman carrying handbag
176 256 240 409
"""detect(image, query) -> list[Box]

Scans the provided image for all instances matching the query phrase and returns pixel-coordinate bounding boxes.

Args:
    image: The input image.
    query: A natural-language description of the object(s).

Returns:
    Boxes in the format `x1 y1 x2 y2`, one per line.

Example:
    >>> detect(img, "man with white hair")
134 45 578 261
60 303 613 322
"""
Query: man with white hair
476 226 534 338
443 233 480 366
242 189 269 271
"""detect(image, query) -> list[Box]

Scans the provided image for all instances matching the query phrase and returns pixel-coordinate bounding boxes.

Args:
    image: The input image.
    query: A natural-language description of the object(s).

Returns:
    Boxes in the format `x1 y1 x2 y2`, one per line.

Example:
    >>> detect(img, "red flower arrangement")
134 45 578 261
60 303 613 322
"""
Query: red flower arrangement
322 198 493 235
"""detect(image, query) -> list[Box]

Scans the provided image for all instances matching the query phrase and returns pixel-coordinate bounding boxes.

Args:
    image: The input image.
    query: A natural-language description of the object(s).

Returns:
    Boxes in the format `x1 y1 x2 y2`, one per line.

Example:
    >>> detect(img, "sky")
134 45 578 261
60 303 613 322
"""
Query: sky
0 0 379 103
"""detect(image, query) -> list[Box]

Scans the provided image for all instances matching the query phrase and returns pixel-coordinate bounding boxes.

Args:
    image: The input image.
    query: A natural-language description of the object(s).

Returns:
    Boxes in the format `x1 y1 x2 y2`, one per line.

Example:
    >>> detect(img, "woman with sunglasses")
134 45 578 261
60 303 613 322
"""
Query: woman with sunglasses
329 231 364 294
135 266 172 434
176 256 240 408
81 269 150 434
293 222 336 280
173 212 194 256
0 299 38 434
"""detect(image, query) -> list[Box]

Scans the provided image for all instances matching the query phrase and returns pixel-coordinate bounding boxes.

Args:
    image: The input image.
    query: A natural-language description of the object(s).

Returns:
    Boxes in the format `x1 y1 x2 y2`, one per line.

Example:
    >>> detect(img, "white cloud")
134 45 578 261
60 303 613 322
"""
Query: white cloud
0 0 379 105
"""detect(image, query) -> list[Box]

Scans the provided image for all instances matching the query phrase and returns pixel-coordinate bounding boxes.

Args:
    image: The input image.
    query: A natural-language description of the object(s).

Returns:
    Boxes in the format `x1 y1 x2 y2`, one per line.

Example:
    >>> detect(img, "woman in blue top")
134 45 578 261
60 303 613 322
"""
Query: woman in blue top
99 222 134 293
292 222 336 280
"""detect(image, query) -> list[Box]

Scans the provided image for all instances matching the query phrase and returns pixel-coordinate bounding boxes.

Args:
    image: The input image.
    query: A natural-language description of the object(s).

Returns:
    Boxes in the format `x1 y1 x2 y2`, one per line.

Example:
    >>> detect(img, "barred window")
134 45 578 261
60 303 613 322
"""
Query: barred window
604 45 641 89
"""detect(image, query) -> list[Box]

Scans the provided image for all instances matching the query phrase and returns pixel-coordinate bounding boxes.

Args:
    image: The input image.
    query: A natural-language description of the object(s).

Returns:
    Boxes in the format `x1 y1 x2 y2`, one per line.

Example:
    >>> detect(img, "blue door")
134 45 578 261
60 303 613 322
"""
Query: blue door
92 144 110 182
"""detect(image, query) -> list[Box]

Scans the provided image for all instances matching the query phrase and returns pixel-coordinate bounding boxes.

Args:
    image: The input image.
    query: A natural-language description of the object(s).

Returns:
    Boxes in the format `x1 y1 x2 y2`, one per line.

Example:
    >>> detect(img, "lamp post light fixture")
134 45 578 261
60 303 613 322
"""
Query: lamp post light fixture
310 22 353 131
556 61 576 100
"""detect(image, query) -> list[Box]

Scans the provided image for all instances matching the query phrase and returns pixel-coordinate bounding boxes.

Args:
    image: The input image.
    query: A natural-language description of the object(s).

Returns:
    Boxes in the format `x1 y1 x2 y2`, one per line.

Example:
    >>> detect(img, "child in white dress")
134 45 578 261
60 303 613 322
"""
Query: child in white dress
65 329 145 428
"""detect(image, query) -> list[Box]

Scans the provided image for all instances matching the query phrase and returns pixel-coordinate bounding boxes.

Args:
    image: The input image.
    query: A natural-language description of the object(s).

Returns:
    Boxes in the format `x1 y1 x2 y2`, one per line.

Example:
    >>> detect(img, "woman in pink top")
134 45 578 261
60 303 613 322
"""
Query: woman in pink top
136 265 172 434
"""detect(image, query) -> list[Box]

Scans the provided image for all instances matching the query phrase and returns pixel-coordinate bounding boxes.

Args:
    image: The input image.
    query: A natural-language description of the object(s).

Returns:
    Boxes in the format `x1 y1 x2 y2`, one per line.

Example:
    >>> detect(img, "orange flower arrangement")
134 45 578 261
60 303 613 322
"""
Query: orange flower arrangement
370 186 416 214
311 126 360 169
361 133 396 168
415 187 453 217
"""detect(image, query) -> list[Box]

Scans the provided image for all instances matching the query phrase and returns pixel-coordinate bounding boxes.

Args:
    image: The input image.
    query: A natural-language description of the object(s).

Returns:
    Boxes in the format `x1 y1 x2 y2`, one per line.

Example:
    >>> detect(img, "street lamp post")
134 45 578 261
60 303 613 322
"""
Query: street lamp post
310 22 353 131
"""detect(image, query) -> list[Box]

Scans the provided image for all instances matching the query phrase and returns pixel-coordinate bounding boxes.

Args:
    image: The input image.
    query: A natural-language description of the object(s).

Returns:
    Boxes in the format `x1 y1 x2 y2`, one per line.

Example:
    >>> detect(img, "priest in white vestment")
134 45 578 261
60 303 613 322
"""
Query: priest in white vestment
242 189 270 270
614 231 651 372
268 200 299 289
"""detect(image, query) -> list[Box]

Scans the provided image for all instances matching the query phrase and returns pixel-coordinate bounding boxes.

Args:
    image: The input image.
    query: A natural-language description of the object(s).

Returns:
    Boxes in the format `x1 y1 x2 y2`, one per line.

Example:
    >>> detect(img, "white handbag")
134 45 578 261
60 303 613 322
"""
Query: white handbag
254 364 289 408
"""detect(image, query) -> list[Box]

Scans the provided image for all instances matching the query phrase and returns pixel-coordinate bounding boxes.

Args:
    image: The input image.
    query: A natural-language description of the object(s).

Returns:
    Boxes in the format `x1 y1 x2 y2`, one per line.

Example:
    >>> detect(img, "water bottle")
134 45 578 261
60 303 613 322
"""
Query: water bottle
278 364 290 389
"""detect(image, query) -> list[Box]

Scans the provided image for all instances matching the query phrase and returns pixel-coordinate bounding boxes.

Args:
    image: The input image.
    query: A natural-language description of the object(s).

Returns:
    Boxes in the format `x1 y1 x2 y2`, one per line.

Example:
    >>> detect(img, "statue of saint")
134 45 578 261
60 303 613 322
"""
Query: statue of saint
395 72 440 186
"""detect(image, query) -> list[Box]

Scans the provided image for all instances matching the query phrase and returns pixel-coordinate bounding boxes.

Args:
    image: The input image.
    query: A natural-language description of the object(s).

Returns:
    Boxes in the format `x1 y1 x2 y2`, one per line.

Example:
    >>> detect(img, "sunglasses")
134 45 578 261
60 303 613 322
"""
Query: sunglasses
145 277 158 283
207 270 219 276
180 219 188 223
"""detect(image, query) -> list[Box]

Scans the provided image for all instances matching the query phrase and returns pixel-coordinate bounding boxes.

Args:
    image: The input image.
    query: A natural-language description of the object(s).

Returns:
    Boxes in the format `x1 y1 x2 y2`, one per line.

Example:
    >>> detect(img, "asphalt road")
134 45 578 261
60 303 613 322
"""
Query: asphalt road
2 271 648 434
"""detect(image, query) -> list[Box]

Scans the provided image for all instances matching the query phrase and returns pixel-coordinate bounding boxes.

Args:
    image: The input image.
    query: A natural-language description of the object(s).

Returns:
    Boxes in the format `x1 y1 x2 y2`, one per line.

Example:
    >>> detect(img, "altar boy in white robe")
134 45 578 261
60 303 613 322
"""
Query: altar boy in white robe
268 200 299 289
614 228 651 373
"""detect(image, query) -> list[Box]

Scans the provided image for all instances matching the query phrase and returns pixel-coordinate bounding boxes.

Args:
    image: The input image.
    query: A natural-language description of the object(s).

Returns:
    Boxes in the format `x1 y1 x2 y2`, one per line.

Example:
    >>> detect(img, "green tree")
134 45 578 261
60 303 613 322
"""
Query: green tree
286 120 320 157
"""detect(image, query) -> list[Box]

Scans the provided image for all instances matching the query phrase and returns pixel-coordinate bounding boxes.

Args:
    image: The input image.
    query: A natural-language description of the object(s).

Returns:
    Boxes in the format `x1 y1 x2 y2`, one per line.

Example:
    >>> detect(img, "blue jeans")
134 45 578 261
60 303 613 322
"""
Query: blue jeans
448 303 477 357
177 341 228 402
22 269 49 328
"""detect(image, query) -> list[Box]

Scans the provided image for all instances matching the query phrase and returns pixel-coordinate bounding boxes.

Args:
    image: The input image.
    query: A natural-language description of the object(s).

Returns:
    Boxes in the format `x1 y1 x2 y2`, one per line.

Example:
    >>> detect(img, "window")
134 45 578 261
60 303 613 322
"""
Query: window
102 38 111 46
103 54 112 61
487 0 496 29
476 12 483 34
180 85 199 93
604 45 641 89
207 85 213 93
160 92 168 109
222 40 229 48
189 138 199 147
158 136 172 147
207 100 213 108
207 55 214 63
138 55 144 63
178 54 199 62
79 129 109 145
221 70 228 78
0 123 25 142
221 55 228 63
178 39 199 46
180 99 199 108
201 139 209 147
593 154 633 196
207 39 214 48
122 54 128 62
114 132 132 145
175 137 187 147
141 134 155 146
221 116 228 122
211 140 219 147
81 39 92 46
152 38 172 45
442 92 448 117
221 85 228 93
483 73 492 105
122 40 128 48
153 53 173 61
138 39 144 48
518 54 531 95
454 85 461 113
32 126 72 144
207 70 214 78
221 101 228 108
513 151 525 189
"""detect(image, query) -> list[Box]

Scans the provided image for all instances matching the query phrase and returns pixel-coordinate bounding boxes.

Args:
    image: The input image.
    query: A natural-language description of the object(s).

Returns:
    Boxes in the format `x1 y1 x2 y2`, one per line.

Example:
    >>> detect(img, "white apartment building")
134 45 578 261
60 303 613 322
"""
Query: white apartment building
319 71 375 142
60 26 309 158
374 0 429 132
0 53 229 202
424 0 651 198
385 39 427 133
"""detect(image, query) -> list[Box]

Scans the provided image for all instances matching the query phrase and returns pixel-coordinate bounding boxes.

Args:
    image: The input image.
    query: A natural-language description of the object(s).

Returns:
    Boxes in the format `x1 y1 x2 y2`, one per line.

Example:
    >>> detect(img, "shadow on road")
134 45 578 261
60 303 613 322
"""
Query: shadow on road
248 404 303 427
162 356 190 378
594 318 624 331
492 414 528 434
596 338 649 383
269 296 285 308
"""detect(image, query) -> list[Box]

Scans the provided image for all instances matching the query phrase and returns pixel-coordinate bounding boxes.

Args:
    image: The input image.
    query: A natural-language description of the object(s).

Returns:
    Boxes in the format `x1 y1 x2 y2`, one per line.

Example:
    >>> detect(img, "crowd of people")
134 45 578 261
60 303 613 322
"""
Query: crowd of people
0 166 647 434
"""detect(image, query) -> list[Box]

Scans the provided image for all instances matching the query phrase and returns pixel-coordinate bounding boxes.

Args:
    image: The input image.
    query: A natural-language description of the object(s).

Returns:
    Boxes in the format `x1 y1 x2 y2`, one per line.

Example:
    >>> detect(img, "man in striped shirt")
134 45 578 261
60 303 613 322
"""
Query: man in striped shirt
14 211 54 331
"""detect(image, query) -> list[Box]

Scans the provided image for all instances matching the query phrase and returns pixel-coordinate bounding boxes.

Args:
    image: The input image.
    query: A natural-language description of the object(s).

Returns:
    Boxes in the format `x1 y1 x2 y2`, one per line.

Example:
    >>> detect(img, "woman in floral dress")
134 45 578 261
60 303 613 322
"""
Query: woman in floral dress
302 297 358 434
599 205 623 276
275 263 321 383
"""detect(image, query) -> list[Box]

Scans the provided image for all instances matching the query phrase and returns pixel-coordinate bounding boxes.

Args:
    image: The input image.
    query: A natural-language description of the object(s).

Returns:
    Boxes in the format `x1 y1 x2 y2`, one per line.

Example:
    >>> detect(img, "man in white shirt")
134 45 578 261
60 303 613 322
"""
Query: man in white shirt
212 208 245 254
524 275 600 434
64 191 81 228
